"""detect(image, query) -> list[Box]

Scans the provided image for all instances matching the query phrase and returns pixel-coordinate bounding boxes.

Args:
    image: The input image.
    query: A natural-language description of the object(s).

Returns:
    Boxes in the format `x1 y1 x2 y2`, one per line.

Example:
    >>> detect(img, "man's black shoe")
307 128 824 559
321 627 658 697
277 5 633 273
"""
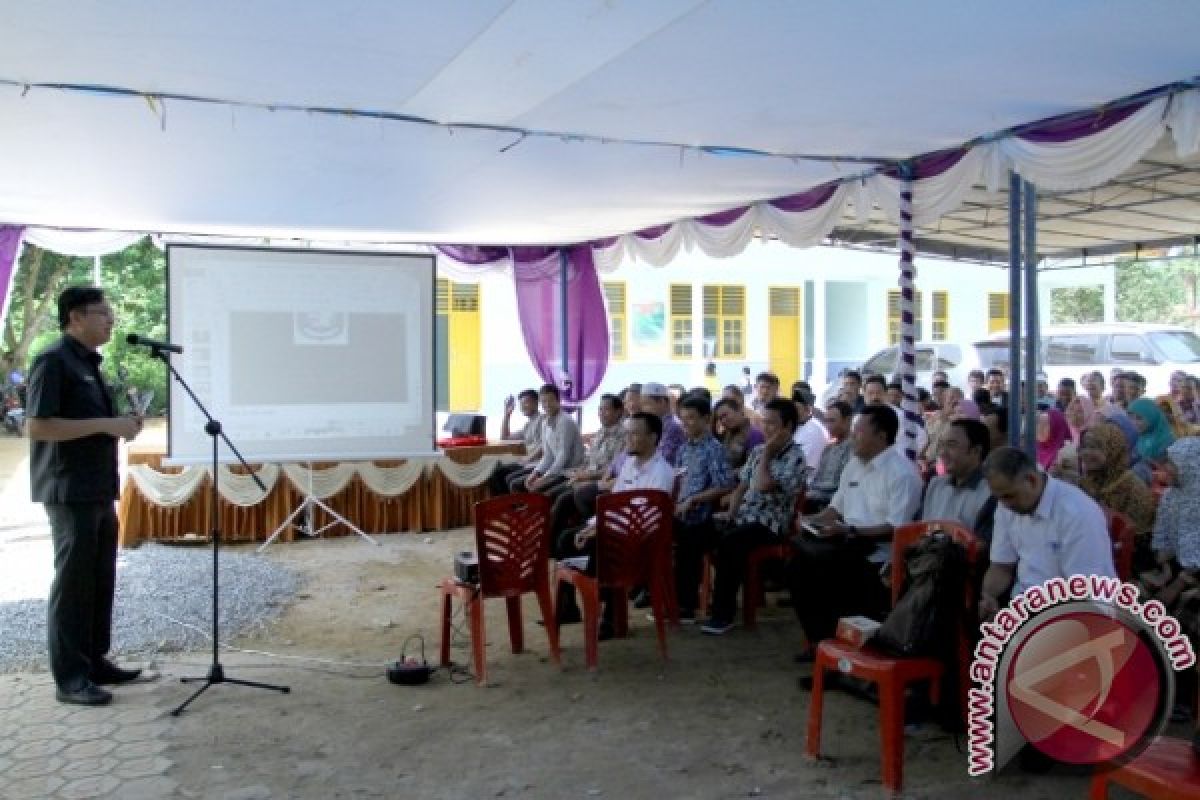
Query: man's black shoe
90 659 142 686
598 622 616 641
631 588 651 609
56 683 113 706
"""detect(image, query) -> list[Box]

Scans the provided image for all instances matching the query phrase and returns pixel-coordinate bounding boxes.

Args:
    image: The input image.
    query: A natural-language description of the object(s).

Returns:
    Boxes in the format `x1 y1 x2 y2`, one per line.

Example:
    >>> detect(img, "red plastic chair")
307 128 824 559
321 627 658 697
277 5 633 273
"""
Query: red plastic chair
438 493 560 686
805 520 980 795
1103 507 1135 582
1089 736 1200 799
742 489 807 630
553 489 677 669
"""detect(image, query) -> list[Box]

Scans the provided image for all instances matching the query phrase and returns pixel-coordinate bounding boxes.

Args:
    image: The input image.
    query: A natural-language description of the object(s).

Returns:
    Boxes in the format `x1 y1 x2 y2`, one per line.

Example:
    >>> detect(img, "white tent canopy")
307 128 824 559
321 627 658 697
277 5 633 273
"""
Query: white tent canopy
1 1 1199 247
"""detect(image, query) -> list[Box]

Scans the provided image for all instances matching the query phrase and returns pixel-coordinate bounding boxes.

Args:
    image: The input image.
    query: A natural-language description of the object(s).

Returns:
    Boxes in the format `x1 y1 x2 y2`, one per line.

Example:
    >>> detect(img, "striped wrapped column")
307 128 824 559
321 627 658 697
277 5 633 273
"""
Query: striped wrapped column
897 178 922 461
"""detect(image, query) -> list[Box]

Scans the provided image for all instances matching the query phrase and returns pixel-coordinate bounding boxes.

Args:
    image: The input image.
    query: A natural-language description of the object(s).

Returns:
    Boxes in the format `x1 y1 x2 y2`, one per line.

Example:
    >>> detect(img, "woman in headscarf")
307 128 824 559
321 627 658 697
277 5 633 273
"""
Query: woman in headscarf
1128 397 1176 467
1078 422 1156 537
951 398 980 421
1156 396 1196 438
1147 436 1200 723
1064 393 1096 443
1035 408 1071 471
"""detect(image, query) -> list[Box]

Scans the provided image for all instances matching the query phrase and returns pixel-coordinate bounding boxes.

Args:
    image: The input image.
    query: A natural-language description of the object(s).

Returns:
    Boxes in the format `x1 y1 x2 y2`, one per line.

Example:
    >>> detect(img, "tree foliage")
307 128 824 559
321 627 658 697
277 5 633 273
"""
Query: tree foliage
3 237 168 413
1049 286 1104 324
1115 255 1200 329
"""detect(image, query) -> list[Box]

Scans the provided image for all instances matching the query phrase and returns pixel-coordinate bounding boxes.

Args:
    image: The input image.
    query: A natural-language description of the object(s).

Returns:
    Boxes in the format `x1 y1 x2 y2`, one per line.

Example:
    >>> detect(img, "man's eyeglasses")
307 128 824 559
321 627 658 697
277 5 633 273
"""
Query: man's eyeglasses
83 307 116 320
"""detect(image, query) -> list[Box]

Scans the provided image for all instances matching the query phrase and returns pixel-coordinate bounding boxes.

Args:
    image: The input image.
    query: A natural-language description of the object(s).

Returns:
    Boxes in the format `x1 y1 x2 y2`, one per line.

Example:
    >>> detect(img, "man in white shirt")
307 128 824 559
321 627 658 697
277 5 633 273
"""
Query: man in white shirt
979 447 1114 621
788 404 923 660
791 388 828 473
518 384 584 494
553 412 674 633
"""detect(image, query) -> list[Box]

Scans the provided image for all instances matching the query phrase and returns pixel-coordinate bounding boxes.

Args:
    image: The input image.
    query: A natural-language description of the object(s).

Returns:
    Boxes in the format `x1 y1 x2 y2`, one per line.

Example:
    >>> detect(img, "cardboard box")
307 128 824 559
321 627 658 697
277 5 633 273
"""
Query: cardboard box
836 615 881 649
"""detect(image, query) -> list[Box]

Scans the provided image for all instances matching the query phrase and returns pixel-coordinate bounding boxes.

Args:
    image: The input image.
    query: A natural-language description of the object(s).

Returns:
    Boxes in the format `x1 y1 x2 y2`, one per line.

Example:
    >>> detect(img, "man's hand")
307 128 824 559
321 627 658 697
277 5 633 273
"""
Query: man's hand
503 395 516 415
526 472 543 491
111 415 143 441
764 429 790 457
979 594 1000 623
676 496 695 517
718 494 734 510
574 525 596 550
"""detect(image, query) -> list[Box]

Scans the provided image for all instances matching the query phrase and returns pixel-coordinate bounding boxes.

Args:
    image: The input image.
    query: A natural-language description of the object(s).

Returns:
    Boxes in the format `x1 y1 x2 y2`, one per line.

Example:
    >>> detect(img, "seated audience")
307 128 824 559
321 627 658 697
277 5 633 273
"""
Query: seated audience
886 381 904 408
968 369 986 394
516 384 584 494
701 399 807 635
713 397 765 470
807 400 854 511
489 388 543 494
1035 408 1071 471
548 393 625 507
751 372 781 414
1077 422 1156 538
840 369 865 412
641 381 687 464
787 405 923 656
986 368 1009 408
1128 396 1176 468
791 387 828 473
553 412 675 632
623 383 643 417
1157 396 1194 438
923 418 997 542
672 395 738 621
1055 377 1077 412
864 373 929 458
1123 372 1147 406
979 447 1114 622
980 402 1008 451
1064 393 1097 444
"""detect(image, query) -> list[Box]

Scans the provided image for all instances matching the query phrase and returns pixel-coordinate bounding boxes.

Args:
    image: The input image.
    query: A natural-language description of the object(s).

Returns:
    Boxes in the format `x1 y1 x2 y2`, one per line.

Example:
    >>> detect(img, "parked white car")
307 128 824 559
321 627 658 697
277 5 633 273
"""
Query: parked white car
819 340 989 405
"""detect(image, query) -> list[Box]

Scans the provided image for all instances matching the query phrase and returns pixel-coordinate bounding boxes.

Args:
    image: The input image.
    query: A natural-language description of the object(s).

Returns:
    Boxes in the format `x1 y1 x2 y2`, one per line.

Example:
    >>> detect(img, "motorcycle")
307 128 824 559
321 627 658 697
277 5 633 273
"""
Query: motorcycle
3 386 24 436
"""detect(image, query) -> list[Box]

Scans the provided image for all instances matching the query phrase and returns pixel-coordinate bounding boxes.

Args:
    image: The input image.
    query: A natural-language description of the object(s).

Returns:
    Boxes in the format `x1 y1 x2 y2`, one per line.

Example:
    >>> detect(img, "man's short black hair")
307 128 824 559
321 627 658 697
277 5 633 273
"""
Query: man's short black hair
952 418 991 460
600 393 623 411
932 379 950 390
679 394 712 418
764 397 799 431
58 286 106 330
687 386 713 403
1128 372 1146 389
843 369 863 384
972 388 993 407
886 381 903 392
539 383 560 400
630 411 662 445
517 388 539 403
860 404 898 444
986 368 1005 379
825 400 854 421
983 446 1037 480
791 387 814 406
864 374 887 390
756 371 780 387
627 382 643 393
722 383 744 398
791 380 812 394
1058 377 1076 390
969 369 986 381
713 397 739 417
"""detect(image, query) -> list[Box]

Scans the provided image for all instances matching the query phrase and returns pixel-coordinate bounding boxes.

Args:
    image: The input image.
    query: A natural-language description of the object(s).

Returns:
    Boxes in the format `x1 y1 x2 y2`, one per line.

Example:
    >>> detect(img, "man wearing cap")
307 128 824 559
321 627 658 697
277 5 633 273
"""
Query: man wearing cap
641 381 686 465
791 387 828 474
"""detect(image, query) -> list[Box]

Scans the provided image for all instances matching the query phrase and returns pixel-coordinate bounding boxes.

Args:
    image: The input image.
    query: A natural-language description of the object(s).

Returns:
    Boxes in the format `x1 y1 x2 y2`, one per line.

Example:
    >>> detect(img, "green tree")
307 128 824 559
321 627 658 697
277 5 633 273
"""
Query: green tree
1049 286 1104 324
2 237 167 414
1115 256 1187 325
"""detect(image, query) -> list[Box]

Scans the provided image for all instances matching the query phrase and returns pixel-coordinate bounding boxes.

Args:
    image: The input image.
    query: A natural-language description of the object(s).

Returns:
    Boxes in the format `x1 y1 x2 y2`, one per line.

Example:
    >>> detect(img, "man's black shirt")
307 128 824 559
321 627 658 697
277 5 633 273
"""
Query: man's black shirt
27 334 118 503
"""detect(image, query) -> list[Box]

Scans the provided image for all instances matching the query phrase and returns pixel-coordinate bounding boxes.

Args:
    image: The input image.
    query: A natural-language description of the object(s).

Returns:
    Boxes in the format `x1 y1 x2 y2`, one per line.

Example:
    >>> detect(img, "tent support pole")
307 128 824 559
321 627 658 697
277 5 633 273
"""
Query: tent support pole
1007 172 1023 448
1022 181 1040 458
896 168 919 462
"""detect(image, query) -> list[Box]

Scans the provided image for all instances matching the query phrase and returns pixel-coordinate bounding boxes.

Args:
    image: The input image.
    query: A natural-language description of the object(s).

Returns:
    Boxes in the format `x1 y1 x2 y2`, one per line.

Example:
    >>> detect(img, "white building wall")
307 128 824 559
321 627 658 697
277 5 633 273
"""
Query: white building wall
444 239 1108 435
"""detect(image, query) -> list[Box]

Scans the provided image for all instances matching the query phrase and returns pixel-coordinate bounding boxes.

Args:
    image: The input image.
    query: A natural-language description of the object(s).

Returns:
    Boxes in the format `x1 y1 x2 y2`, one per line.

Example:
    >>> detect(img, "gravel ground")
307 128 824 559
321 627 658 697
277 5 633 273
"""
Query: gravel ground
0 543 300 673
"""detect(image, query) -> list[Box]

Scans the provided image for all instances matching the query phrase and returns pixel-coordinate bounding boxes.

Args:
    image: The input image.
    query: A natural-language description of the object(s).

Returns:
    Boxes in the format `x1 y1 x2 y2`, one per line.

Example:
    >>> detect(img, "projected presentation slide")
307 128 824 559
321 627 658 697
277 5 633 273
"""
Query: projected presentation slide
166 246 435 464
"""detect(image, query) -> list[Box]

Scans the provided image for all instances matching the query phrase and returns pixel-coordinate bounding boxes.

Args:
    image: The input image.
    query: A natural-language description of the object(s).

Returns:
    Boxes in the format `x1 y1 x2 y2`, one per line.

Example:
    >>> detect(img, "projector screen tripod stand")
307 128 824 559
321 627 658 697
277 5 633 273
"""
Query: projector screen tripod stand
257 463 379 552
149 348 290 715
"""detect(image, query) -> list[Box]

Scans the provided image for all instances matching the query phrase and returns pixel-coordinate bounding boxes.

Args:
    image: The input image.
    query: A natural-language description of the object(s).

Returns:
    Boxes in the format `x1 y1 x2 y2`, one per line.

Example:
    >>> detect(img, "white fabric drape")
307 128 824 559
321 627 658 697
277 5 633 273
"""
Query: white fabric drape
22 228 145 257
354 461 425 496
128 462 280 507
281 463 360 500
434 454 519 488
586 87 1200 271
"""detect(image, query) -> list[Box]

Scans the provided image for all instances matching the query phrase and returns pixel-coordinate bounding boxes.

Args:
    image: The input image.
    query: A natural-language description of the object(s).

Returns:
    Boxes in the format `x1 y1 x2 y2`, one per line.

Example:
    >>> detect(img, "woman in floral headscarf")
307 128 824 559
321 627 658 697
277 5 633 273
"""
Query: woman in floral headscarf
1128 396 1176 467
1147 436 1200 723
1078 422 1156 538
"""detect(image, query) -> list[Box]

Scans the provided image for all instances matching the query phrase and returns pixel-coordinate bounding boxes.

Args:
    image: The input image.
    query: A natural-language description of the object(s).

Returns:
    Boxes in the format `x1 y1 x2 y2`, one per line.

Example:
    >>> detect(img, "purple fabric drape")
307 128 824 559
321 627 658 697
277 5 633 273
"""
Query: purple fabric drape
0 225 26 329
435 244 610 404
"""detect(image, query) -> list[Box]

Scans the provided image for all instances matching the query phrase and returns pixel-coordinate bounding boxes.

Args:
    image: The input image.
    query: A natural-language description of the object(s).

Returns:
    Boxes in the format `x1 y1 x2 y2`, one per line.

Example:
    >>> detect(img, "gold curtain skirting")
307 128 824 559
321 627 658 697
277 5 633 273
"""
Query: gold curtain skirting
117 444 524 547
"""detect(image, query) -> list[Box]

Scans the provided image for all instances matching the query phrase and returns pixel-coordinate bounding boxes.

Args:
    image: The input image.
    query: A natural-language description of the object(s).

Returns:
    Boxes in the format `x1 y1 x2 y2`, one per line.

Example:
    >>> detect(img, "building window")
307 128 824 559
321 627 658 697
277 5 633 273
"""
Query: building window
987 292 1010 334
932 290 949 341
602 282 627 360
887 289 923 344
451 282 479 312
703 285 745 358
669 284 692 359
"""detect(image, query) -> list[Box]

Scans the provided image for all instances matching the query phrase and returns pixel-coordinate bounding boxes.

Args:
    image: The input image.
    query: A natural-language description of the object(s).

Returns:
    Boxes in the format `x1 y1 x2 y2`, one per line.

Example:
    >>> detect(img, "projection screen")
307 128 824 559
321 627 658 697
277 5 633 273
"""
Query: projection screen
166 245 435 464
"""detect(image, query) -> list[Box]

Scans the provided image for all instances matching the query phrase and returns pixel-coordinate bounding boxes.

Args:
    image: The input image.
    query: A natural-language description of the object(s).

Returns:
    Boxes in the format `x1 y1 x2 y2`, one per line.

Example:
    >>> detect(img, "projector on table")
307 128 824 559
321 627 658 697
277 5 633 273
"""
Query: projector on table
438 413 487 448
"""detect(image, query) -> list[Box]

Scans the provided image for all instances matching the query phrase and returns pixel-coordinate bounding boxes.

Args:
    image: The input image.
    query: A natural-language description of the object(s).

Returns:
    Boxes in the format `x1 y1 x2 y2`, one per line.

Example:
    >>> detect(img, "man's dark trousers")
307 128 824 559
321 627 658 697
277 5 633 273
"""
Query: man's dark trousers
46 502 118 691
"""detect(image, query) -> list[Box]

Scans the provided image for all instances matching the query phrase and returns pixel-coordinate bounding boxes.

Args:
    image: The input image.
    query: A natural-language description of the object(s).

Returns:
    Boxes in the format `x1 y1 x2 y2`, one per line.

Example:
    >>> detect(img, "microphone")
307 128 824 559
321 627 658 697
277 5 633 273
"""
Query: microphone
126 333 183 355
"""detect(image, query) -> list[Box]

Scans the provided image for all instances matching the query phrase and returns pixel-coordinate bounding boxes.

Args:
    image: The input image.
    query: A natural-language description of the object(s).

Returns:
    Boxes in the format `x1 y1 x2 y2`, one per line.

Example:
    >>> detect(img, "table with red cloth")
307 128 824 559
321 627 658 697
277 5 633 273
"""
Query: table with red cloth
116 443 524 547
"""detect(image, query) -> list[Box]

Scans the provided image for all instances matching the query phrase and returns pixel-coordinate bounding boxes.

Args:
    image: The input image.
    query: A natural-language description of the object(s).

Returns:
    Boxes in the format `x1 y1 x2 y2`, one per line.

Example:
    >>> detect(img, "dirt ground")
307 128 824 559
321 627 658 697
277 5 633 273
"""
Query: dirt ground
0 427 1105 799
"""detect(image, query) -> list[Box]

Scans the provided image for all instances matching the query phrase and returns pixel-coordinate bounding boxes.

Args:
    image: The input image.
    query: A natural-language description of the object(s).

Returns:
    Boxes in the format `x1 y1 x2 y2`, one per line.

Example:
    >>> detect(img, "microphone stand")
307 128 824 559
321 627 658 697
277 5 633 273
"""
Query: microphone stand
149 346 290 715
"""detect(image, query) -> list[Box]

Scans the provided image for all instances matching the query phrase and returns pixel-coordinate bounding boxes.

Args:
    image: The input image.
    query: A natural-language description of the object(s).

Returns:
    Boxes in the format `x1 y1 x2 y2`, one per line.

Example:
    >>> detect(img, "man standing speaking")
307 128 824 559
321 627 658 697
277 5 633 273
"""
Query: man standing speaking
26 286 144 706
